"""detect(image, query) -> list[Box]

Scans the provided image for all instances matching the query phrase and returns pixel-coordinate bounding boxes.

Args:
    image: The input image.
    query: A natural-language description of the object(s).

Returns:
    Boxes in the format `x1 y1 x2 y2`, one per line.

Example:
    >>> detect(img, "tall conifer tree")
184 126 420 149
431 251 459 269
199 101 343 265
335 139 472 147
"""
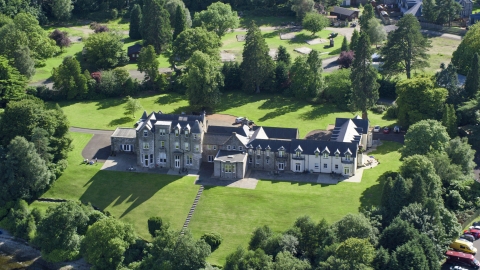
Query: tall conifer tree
464 53 480 99
142 0 172 54
129 4 143 40
173 5 186 40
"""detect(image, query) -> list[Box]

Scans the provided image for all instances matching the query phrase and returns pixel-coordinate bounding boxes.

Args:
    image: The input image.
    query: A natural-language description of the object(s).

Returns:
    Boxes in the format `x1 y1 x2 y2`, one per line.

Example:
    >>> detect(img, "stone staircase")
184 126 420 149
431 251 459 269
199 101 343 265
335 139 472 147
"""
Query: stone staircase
182 185 204 233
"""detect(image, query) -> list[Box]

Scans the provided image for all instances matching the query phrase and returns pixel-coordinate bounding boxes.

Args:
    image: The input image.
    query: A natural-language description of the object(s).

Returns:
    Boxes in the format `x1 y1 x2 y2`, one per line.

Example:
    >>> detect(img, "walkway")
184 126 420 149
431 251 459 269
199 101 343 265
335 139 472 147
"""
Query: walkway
182 185 204 232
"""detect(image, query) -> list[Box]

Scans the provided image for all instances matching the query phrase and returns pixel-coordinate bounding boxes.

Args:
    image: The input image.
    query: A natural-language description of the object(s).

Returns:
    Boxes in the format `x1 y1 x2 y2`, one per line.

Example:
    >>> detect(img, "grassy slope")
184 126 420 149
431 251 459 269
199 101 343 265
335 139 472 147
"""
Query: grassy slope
35 132 199 239
189 141 402 265
50 92 396 138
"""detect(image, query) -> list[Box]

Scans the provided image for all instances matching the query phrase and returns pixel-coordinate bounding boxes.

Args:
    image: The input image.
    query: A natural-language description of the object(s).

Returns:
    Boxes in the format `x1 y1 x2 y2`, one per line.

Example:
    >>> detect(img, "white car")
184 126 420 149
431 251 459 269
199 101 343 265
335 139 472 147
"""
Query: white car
235 117 245 124
373 125 381 132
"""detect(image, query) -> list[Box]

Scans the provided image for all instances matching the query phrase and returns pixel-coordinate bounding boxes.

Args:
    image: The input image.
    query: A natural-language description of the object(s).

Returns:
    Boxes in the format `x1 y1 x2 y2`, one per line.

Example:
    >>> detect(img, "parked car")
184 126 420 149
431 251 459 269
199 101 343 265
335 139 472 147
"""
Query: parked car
450 265 469 270
393 125 401 133
450 239 477 255
464 230 480 239
373 125 381 132
460 234 475 243
350 22 357 27
473 221 480 226
329 32 338 38
445 250 480 269
383 127 390 134
459 236 474 243
235 117 245 124
469 228 480 239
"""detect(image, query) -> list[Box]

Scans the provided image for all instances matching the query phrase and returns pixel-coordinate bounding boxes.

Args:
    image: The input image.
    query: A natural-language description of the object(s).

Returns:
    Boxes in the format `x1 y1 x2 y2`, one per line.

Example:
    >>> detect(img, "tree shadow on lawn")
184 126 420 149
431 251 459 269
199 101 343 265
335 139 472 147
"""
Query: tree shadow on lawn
257 98 305 122
299 104 345 121
288 33 318 45
214 91 261 112
263 29 285 39
156 93 185 106
96 97 126 110
358 170 395 211
79 170 183 218
108 116 133 127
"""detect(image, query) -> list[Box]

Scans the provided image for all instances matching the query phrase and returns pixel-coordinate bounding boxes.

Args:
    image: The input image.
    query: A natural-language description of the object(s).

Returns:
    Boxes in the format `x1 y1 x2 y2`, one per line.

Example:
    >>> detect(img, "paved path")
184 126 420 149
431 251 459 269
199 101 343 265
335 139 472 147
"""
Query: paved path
70 127 113 162
70 127 114 135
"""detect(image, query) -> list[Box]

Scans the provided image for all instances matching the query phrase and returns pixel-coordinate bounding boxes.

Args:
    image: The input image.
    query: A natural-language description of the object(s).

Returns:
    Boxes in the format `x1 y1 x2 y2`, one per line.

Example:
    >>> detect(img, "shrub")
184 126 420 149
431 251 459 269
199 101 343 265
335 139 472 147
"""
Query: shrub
337 50 354 69
372 104 386 114
147 216 169 237
94 25 110 33
378 77 398 99
110 8 118 20
201 232 223 252
385 104 398 119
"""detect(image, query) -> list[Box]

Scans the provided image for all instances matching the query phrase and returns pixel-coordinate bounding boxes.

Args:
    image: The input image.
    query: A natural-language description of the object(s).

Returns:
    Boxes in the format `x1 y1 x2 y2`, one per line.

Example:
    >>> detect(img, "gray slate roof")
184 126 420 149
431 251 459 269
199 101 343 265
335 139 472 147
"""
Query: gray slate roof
215 150 248 162
332 6 359 16
112 128 136 138
290 139 358 157
252 126 298 139
203 133 232 145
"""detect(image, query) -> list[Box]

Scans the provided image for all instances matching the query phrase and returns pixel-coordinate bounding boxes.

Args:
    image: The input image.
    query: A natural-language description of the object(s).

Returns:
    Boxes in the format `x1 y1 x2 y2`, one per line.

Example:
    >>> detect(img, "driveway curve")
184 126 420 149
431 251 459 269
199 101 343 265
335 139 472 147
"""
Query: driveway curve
70 127 113 162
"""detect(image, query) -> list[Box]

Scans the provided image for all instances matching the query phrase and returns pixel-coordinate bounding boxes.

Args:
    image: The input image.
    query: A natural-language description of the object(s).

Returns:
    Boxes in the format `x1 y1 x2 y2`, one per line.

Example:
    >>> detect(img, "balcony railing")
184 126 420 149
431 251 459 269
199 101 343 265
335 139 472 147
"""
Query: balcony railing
291 155 305 160
341 159 354 164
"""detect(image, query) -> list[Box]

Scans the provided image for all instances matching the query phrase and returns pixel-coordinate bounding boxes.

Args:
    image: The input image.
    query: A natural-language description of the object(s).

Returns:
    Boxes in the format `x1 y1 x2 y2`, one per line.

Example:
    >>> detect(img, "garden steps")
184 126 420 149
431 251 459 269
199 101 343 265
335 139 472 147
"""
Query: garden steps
181 185 204 233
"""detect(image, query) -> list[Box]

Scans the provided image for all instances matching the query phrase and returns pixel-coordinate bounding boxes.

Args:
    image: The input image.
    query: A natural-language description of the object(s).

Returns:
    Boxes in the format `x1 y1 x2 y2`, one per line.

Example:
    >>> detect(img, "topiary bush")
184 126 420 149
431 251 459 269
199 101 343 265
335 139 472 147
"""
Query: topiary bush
148 216 169 237
201 232 223 251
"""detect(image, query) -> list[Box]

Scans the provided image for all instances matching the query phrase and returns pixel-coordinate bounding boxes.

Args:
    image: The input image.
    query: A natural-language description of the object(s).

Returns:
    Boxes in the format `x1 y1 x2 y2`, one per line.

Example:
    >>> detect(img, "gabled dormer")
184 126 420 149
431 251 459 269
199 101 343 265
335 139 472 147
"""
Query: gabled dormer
184 124 191 138
322 146 330 158
265 145 271 156
277 146 286 157
174 123 181 137
334 149 341 158
314 147 320 158
247 144 254 155
344 148 352 161
294 145 303 158
256 145 262 156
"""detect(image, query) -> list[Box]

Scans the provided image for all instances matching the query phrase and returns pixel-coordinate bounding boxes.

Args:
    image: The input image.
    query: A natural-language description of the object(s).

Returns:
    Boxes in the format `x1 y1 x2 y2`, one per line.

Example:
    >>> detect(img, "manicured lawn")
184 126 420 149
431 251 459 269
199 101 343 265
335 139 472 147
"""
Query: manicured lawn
188 141 402 265
32 42 85 82
34 132 199 239
221 29 344 62
49 92 396 138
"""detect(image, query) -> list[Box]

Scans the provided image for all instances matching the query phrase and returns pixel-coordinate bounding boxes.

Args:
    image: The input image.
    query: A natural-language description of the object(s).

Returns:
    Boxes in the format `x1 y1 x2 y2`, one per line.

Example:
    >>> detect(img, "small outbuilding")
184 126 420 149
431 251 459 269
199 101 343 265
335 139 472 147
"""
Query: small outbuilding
127 44 143 61
330 7 360 21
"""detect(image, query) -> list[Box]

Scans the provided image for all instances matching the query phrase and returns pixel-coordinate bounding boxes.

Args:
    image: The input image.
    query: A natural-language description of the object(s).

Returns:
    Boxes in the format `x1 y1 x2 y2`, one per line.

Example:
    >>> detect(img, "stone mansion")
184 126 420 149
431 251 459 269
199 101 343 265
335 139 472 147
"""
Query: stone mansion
110 111 372 179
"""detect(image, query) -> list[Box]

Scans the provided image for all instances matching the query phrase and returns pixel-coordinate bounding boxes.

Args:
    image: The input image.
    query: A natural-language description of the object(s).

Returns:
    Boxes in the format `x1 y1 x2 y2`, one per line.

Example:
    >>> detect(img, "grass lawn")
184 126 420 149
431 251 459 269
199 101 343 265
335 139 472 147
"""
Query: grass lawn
49 92 395 138
188 141 402 265
221 29 344 63
33 132 199 239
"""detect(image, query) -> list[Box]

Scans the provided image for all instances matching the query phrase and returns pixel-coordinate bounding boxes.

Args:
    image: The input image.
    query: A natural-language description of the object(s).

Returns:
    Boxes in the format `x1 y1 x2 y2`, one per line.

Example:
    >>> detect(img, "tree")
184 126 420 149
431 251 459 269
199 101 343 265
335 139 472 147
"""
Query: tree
201 232 223 252
381 174 412 223
452 24 480 75
173 5 186 40
334 213 378 245
359 4 375 32
337 50 354 69
224 247 273 270
0 56 27 104
335 238 375 267
249 225 274 251
138 45 159 84
445 137 477 176
142 0 172 54
124 96 143 118
390 240 429 270
49 29 71 50
290 0 315 18
290 50 324 100
422 0 438 23
381 14 431 79
193 2 239 37
183 51 224 110
302 12 329 36
240 22 274 94
34 201 89 262
81 218 136 270
139 229 211 269
402 120 450 159
273 251 311 270
12 46 35 79
83 32 128 69
350 32 379 120
350 28 360 52
276 45 291 66
0 136 52 204
436 0 461 26
464 53 480 99
129 4 142 40
396 77 448 127
442 104 457 138
51 0 73 20
400 155 443 202
341 36 348 51
436 63 462 105
170 27 221 67
165 0 192 29
52 56 87 100
379 217 419 251
324 68 352 110
366 18 386 46
31 127 52 163
12 13 58 59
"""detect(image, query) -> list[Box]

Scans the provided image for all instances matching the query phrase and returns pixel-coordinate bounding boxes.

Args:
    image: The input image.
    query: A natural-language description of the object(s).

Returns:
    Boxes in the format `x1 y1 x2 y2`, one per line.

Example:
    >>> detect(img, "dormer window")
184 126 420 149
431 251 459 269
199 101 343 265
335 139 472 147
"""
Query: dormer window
315 152 319 158
256 147 261 156
296 151 301 157
279 150 284 157
143 130 148 137
248 147 253 155
345 154 351 161
175 129 179 137
266 149 270 156
335 153 339 158
185 130 189 137
323 152 329 158
193 134 197 139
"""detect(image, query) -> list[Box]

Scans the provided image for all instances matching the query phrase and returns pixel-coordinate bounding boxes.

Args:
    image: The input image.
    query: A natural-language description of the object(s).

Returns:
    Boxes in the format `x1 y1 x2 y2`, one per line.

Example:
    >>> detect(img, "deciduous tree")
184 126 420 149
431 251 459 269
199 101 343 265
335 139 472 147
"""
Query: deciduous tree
335 238 375 267
51 0 73 20
367 18 386 46
290 0 315 18
290 50 324 100
12 13 57 59
81 218 136 270
436 63 462 105
84 32 128 69
183 51 223 110
129 4 142 40
396 77 447 127
422 0 438 23
124 96 143 118
302 12 329 36
334 213 378 245
0 56 27 104
381 14 431 79
402 120 450 158
12 46 35 79
442 104 457 138
49 29 71 50
452 24 480 75
240 22 274 94
52 56 87 100
193 2 239 37
350 32 379 119
170 27 221 67
142 0 172 54
138 45 159 83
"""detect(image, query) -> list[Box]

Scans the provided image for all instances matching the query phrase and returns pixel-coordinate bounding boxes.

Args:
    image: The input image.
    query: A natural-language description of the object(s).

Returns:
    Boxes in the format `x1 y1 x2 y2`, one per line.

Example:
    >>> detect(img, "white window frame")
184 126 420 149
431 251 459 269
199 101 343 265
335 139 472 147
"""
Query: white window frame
315 163 319 169
249 156 253 163
184 142 189 151
159 153 166 163
213 145 217 150
323 152 329 158
278 162 285 170
227 145 231 150
239 146 243 151
323 163 328 168
193 134 197 139
195 144 200 152
175 142 179 149
208 155 214 162
345 154 351 161
160 141 165 148
335 164 339 169
175 129 179 137
122 144 132 151
279 150 284 157
185 130 189 137
143 130 148 137
159 129 166 136
296 151 301 157
232 145 236 150
143 143 149 149
186 155 193 165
